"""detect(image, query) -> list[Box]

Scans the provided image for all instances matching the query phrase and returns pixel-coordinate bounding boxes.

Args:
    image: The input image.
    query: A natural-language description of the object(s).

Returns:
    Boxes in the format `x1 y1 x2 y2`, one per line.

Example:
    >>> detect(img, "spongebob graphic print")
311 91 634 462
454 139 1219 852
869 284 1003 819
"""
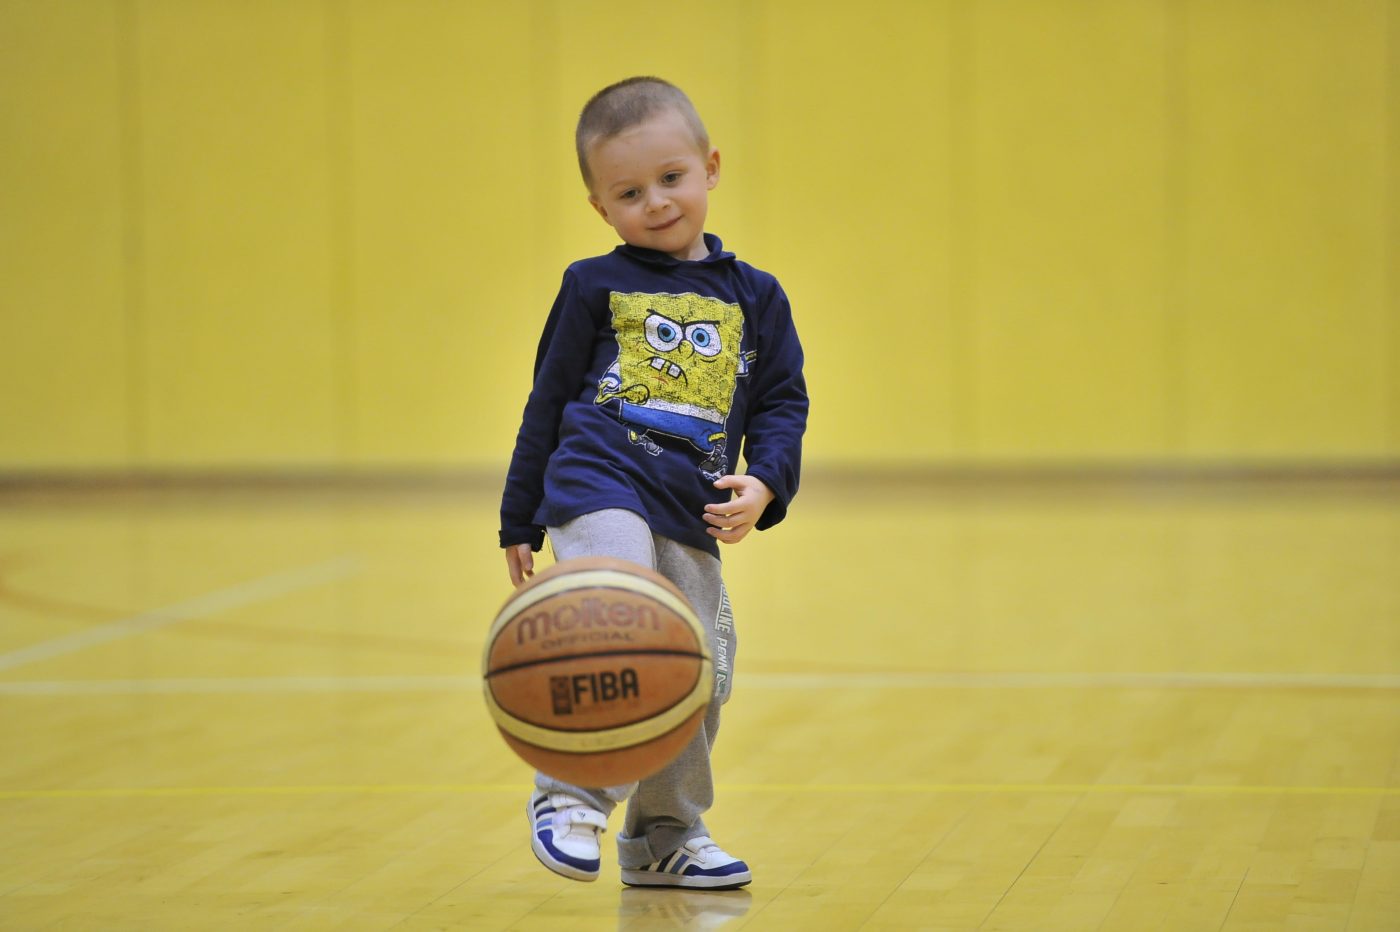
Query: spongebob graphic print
595 292 751 481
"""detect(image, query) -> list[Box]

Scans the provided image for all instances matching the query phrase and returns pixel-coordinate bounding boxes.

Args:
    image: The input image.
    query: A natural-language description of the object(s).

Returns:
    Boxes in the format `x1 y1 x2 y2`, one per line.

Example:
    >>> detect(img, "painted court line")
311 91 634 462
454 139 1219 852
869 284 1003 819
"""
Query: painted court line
0 782 1395 800
0 556 361 674
0 675 467 695
1 670 1397 695
743 671 1400 690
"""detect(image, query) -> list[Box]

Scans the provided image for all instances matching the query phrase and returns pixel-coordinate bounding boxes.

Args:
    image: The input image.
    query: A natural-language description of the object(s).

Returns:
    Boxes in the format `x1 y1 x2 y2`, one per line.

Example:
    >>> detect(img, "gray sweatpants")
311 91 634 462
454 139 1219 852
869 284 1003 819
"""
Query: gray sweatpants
535 508 736 869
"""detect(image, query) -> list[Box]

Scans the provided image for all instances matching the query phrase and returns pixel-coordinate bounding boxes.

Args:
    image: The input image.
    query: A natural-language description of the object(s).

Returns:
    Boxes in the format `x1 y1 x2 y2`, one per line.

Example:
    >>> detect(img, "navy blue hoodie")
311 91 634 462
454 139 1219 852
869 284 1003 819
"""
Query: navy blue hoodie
500 235 807 558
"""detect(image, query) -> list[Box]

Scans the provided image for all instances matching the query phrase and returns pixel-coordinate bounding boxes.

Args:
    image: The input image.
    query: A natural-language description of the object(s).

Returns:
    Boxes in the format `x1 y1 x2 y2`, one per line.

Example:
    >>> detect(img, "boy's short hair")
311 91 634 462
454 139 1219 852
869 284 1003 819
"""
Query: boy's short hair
576 77 710 188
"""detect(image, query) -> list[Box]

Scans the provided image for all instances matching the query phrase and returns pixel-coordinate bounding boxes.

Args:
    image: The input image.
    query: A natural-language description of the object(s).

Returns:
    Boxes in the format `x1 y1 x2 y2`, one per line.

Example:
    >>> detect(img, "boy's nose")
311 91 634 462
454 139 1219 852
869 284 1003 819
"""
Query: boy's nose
646 189 669 210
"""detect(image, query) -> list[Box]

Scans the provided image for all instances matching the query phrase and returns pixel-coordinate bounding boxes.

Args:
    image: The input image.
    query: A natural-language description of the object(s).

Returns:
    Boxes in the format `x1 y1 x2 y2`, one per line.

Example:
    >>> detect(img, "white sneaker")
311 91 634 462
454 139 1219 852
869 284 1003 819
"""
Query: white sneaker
620 835 752 890
528 791 607 882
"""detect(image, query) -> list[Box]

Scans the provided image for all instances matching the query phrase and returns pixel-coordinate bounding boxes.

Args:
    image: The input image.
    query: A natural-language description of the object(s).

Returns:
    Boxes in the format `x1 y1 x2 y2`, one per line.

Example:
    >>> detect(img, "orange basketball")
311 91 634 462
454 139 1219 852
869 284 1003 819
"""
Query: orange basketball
482 556 713 787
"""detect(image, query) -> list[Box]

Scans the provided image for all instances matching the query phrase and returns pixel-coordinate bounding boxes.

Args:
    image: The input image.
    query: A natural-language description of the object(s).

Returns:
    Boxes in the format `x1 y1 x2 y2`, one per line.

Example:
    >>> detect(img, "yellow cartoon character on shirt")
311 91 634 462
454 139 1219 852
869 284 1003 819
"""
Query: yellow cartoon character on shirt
595 291 751 480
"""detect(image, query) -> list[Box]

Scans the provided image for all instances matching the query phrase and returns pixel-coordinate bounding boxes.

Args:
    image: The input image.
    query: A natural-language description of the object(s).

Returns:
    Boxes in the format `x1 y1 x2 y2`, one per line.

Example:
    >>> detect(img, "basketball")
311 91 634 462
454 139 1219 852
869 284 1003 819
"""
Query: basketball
483 556 714 787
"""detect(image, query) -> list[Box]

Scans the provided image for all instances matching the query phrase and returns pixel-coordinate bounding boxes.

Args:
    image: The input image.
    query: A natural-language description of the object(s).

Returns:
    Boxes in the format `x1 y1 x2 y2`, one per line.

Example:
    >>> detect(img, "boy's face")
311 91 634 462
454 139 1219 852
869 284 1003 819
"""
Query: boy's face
585 110 720 262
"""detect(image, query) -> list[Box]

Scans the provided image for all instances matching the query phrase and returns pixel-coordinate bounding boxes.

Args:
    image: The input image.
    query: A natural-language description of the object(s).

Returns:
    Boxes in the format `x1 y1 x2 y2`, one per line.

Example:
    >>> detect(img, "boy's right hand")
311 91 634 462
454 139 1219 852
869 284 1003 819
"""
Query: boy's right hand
505 543 535 588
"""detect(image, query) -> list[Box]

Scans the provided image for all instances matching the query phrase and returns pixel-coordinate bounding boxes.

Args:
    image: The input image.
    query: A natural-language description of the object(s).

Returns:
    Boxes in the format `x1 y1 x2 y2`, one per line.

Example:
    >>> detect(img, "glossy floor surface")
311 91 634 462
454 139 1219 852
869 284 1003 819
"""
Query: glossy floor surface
1 474 1397 930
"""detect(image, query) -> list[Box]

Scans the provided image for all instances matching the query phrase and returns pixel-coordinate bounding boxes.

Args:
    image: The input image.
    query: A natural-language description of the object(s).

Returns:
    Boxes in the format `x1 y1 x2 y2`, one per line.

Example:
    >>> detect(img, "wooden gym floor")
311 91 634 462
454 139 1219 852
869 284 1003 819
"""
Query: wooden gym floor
0 473 1397 930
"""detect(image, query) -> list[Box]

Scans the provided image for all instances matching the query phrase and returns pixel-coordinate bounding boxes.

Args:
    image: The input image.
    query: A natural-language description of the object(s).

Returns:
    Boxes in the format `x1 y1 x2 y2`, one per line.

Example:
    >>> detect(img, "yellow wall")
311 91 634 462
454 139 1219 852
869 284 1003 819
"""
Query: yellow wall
1 0 1396 470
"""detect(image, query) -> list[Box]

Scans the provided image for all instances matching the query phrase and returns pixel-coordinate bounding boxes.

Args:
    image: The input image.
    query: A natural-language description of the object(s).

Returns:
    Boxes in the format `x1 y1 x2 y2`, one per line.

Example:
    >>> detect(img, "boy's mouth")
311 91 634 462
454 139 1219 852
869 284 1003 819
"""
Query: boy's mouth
649 216 681 232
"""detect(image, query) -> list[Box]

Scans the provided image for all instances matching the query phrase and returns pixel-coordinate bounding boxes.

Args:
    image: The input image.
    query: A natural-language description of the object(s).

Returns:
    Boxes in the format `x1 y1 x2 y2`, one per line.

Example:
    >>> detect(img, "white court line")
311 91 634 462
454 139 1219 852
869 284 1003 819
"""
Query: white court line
0 674 462 695
2 782 1396 799
743 671 1400 690
0 556 361 674
1 669 1397 695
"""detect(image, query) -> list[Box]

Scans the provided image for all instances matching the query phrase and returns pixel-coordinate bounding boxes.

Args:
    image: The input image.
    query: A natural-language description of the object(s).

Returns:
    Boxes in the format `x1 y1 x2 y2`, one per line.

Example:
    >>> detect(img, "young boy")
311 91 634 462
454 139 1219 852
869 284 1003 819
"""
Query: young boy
499 76 807 890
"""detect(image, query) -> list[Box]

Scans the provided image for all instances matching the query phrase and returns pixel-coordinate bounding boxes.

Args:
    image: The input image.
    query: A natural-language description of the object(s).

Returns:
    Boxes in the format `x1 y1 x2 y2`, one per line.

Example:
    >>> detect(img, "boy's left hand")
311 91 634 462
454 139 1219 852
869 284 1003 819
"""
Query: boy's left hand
704 474 775 544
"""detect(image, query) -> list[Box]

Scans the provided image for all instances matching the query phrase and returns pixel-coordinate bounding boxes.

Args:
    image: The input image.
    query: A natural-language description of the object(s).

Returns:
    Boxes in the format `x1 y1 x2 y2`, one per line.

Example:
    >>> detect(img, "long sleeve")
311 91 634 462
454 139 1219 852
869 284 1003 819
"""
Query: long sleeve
740 281 808 531
499 271 600 549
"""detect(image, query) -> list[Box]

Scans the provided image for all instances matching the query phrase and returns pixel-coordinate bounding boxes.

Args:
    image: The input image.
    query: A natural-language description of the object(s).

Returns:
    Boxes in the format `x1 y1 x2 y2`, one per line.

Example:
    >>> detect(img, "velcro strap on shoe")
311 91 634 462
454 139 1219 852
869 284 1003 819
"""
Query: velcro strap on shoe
568 809 607 832
685 834 717 854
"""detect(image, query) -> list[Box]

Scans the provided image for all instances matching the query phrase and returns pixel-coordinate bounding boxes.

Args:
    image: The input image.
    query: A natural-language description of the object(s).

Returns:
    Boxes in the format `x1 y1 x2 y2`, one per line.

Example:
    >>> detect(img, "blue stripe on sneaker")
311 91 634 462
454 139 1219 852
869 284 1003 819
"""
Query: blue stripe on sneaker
670 854 689 874
538 829 599 872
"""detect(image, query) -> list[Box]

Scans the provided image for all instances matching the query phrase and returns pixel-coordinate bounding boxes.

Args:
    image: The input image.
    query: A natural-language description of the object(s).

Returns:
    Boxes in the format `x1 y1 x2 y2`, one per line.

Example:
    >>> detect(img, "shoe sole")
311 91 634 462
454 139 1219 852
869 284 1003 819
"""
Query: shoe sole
620 870 752 890
527 797 599 882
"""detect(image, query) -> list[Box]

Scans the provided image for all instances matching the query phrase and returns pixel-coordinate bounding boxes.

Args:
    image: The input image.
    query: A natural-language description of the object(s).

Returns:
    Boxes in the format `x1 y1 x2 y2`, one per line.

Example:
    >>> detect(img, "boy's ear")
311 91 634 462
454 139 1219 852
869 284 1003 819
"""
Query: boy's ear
587 194 613 226
706 148 721 190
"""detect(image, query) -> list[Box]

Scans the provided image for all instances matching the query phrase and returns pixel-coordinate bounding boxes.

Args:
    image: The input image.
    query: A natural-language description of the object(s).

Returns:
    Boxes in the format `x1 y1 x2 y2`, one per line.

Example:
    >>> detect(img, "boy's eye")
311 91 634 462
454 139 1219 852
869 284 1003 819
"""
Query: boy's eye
620 190 638 200
662 172 682 184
